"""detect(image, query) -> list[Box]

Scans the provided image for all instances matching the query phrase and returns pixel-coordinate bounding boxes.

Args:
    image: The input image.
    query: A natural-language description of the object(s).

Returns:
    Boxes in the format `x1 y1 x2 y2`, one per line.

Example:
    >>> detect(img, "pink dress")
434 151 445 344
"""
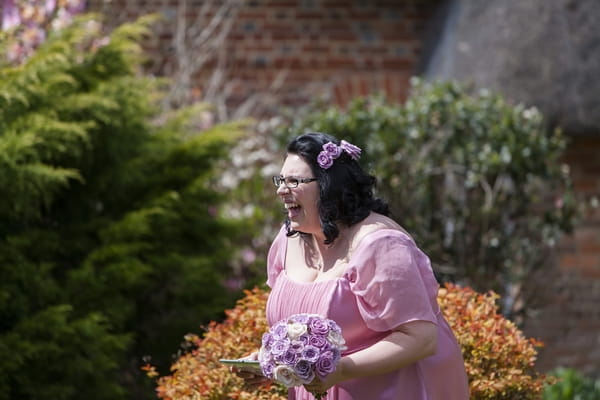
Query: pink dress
266 227 470 400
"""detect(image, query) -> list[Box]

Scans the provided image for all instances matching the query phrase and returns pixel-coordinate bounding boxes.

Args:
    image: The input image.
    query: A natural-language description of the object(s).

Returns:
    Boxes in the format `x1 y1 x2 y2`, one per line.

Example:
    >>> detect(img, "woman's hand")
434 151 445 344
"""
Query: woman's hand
230 352 270 389
305 320 437 394
303 361 346 396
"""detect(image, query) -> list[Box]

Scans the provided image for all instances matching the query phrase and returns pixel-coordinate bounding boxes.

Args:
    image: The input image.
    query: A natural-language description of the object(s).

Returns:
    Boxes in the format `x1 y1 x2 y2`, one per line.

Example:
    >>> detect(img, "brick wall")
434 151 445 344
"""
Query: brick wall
87 0 600 378
523 136 600 378
88 0 435 110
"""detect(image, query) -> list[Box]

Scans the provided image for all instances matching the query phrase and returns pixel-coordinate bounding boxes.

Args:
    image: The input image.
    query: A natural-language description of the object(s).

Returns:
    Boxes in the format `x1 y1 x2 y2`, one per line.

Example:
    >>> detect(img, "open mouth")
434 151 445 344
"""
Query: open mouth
284 202 302 218
284 202 300 210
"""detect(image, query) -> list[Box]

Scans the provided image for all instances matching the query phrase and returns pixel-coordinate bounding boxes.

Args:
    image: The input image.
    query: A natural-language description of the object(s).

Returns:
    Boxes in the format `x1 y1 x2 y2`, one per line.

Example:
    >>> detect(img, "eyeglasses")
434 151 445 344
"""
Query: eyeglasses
272 176 317 189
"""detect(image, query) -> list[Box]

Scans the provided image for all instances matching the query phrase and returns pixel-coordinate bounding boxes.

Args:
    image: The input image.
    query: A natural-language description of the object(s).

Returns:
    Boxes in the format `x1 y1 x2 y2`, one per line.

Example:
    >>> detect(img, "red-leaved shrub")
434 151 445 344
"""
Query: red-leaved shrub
143 287 284 400
438 284 551 399
144 284 551 399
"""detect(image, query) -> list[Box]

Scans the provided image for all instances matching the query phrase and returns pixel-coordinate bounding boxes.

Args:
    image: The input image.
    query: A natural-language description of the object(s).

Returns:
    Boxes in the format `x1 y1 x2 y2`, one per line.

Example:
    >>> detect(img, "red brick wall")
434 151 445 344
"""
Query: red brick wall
561 137 600 279
524 136 600 378
88 0 435 109
87 0 600 378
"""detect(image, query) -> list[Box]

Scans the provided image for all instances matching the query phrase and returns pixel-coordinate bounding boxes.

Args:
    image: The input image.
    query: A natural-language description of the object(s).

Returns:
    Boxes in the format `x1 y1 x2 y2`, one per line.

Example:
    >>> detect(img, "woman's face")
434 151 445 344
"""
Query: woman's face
277 153 321 237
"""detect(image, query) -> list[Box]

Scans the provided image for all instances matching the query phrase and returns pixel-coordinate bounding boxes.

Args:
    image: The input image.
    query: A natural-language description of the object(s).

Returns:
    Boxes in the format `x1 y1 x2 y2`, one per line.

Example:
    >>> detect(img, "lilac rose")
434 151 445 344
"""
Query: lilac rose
322 142 342 157
290 314 311 324
327 319 343 334
301 345 320 363
309 317 330 336
315 350 337 378
294 359 315 384
290 340 305 354
272 321 289 340
260 360 276 379
271 338 290 356
261 332 274 350
283 349 299 365
317 151 333 169
297 333 310 345
308 334 329 350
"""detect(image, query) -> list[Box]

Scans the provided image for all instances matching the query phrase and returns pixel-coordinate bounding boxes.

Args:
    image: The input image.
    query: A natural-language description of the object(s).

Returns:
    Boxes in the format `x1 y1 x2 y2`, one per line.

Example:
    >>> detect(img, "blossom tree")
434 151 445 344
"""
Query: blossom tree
1 0 86 64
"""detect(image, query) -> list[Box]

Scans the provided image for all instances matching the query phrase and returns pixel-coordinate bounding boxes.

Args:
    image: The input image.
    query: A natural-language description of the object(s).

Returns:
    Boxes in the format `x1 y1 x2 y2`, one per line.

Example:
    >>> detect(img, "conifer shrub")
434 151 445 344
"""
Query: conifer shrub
1 12 250 400
146 284 551 400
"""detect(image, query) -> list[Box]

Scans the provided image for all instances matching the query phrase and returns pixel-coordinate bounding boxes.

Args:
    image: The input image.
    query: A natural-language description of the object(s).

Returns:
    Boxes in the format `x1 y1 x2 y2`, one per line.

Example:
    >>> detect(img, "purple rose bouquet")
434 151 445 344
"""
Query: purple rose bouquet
259 314 347 399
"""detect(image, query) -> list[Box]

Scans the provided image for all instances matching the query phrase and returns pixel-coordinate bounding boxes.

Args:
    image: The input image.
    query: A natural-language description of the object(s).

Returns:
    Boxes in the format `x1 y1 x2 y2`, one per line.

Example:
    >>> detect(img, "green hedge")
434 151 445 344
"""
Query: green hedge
280 79 577 317
0 15 248 399
543 368 600 400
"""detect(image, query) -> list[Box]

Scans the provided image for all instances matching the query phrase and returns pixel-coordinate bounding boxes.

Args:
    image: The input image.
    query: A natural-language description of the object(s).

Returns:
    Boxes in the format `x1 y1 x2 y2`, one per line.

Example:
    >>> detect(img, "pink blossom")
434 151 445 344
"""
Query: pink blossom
1 0 20 30
241 248 256 264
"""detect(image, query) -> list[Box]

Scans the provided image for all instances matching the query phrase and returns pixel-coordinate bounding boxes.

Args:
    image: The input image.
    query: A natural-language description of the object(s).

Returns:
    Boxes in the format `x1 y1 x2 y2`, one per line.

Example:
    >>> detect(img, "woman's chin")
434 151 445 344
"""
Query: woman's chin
289 220 302 230
289 220 312 234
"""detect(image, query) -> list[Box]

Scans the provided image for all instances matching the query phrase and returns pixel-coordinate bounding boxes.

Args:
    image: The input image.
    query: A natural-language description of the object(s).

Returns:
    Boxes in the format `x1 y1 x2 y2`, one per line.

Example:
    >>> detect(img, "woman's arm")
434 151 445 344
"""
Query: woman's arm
304 320 437 393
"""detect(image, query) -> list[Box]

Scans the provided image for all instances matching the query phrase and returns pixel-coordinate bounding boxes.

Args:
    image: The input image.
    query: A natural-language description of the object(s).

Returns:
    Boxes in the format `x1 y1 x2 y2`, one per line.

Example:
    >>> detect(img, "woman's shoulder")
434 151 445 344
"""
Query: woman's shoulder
349 213 414 254
268 224 289 258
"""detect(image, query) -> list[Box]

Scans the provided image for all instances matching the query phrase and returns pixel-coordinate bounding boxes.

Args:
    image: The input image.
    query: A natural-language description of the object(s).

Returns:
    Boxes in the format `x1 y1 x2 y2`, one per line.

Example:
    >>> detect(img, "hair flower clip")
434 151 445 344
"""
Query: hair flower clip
317 140 362 169
340 140 361 160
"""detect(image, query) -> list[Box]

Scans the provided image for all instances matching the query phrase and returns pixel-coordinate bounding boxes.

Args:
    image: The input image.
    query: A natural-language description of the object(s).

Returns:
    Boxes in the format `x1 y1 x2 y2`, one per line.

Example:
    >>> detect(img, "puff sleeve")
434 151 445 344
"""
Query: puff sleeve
266 225 287 288
347 230 440 332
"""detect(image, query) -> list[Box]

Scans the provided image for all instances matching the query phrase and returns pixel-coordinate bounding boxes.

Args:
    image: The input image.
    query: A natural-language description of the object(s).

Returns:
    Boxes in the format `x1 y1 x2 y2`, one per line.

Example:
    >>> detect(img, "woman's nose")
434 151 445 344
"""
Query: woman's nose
276 183 290 195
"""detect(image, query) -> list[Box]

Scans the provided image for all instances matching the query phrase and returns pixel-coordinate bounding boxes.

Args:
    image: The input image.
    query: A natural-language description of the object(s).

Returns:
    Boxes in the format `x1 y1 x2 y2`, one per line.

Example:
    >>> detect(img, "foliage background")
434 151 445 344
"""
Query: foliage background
276 82 577 319
0 2 588 399
0 13 250 399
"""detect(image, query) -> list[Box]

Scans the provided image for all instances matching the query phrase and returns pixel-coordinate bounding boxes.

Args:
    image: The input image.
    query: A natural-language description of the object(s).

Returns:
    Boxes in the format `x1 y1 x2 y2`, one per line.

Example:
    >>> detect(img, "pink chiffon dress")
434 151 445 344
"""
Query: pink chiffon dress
265 226 470 400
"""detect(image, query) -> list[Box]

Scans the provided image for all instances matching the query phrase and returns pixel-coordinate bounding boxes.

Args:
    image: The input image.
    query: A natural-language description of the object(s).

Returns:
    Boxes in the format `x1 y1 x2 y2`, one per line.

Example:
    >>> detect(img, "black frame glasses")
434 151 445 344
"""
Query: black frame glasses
272 176 317 189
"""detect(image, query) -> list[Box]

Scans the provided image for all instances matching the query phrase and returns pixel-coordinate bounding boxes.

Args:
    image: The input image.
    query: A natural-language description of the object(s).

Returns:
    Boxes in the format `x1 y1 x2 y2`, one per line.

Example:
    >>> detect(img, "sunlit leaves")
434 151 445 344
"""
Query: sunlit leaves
149 285 550 400
282 80 577 316
146 288 286 400
439 283 552 399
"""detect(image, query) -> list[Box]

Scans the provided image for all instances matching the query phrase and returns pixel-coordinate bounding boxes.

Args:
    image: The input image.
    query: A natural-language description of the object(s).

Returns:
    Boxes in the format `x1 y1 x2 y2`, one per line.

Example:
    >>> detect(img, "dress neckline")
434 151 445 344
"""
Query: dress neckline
281 270 347 285
281 228 411 285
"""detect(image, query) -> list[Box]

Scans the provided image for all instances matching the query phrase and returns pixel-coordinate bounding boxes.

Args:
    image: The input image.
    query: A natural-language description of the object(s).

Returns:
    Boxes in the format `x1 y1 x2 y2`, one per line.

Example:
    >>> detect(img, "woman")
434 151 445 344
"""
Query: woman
239 132 469 399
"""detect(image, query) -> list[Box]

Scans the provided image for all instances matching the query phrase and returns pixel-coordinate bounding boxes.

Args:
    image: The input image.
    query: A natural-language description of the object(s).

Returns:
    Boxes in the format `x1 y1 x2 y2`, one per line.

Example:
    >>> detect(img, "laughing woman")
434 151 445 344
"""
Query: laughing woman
237 132 469 400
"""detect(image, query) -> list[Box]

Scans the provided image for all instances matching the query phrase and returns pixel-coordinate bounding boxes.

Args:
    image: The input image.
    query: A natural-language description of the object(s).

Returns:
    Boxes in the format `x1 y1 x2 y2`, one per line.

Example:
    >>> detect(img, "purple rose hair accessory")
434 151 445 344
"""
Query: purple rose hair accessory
317 140 362 169
316 151 334 169
322 142 343 158
339 140 361 160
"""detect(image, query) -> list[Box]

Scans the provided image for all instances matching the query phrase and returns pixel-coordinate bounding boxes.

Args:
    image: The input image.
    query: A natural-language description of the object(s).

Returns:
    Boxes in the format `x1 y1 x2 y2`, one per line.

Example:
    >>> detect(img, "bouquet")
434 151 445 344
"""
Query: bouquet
258 313 347 399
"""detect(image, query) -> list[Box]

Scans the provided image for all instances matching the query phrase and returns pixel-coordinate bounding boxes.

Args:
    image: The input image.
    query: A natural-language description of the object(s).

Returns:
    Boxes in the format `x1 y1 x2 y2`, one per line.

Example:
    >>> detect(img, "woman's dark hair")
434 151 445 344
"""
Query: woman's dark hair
284 132 390 245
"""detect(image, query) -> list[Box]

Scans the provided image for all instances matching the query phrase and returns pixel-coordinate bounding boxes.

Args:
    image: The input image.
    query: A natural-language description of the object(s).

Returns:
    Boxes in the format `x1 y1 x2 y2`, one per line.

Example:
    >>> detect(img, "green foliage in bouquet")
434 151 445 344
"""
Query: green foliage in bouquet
543 367 600 400
0 14 249 400
146 285 551 400
280 79 578 316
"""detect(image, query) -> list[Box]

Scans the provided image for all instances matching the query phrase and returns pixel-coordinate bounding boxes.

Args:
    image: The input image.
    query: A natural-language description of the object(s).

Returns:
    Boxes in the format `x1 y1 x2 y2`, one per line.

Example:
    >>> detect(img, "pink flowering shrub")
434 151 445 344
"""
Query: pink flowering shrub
2 0 86 64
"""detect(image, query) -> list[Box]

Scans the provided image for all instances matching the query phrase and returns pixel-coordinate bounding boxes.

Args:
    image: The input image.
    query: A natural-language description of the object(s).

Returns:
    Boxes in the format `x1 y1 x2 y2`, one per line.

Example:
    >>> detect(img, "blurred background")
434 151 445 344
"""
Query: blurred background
1 0 598 399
